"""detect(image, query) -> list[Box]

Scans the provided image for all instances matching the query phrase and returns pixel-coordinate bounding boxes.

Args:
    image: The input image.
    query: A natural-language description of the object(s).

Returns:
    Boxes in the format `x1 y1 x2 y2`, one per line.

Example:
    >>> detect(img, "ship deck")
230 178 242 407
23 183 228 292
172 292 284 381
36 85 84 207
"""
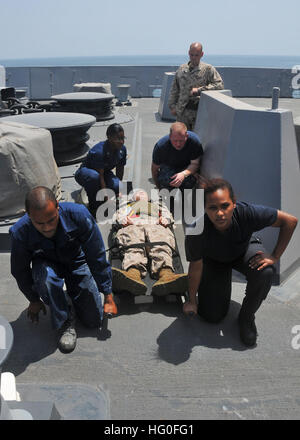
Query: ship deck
1 96 300 420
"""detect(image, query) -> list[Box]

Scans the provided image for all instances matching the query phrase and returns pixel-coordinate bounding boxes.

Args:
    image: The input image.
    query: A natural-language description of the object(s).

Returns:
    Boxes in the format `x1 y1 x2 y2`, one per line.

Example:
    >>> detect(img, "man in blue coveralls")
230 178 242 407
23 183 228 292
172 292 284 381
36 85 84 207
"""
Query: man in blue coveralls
75 123 127 217
10 186 117 353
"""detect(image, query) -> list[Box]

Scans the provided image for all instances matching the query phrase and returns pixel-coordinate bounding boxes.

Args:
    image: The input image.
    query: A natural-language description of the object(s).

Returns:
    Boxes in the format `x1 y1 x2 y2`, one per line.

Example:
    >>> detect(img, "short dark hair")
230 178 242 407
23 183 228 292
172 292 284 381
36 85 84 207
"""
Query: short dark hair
203 178 235 206
25 186 57 213
106 123 124 138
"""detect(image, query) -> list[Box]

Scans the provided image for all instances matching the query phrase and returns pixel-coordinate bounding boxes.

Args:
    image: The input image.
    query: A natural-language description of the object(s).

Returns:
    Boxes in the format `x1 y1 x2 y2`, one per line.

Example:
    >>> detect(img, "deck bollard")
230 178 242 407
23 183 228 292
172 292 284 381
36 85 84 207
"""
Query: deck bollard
271 87 280 109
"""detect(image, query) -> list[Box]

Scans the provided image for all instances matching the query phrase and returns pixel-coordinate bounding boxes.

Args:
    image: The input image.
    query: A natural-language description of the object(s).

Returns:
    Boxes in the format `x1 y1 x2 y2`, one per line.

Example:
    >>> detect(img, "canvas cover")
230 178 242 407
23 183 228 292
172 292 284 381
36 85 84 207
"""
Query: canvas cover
0 121 61 218
73 82 112 94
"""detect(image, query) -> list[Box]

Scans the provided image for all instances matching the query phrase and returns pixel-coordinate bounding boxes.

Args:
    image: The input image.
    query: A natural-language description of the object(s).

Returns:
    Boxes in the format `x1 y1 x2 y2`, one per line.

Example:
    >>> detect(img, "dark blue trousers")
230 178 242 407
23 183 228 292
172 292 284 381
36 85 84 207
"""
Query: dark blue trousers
158 164 197 191
75 167 122 210
197 240 275 323
32 259 103 330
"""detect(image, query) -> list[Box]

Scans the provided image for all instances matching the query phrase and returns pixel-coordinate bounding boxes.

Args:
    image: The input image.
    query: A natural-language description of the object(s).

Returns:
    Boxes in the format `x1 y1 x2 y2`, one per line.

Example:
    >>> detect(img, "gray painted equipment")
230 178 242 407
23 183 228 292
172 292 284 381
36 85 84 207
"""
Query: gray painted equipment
0 121 62 218
0 316 18 420
0 315 14 372
51 92 115 121
2 112 96 166
0 120 63 250
116 84 131 106
272 87 280 109
158 72 233 121
194 90 300 285
0 315 58 420
0 313 109 419
158 72 176 121
73 82 112 94
293 116 300 163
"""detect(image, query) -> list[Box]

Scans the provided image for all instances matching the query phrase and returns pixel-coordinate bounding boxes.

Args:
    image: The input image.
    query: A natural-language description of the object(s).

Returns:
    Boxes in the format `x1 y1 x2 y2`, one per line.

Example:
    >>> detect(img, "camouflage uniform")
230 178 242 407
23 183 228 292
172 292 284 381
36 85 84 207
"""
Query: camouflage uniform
168 62 224 130
113 199 175 278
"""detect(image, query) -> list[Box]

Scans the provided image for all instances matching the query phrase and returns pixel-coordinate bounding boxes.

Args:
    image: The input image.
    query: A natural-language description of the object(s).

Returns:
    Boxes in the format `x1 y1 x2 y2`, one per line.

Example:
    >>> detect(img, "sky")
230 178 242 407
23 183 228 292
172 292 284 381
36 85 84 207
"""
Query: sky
1 0 300 59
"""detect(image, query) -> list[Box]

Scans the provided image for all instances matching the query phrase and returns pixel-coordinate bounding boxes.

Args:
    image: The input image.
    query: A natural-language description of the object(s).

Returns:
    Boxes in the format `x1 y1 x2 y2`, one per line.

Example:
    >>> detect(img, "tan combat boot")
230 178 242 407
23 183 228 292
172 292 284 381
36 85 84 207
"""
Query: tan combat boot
112 267 147 295
152 268 188 296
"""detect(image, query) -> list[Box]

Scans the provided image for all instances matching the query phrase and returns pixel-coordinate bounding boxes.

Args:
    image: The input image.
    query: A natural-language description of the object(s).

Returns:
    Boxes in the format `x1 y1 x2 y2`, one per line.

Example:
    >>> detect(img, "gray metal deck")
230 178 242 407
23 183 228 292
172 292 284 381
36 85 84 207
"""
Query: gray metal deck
1 97 300 420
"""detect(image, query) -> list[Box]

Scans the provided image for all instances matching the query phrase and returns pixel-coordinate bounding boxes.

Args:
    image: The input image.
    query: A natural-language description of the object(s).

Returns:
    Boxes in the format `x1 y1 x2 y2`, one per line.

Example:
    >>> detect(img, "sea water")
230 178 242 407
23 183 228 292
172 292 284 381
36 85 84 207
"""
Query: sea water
1 54 300 68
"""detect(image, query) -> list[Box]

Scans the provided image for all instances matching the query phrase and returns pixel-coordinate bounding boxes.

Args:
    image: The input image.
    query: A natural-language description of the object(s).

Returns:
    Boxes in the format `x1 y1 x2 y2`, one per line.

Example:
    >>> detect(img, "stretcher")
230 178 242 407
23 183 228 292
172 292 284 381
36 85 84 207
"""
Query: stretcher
102 183 188 305
108 228 187 304
79 183 189 311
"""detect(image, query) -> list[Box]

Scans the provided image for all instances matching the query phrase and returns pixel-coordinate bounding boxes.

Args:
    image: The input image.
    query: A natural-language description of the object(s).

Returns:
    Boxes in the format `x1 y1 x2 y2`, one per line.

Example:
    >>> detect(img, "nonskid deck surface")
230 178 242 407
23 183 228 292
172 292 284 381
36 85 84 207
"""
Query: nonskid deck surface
1 98 300 420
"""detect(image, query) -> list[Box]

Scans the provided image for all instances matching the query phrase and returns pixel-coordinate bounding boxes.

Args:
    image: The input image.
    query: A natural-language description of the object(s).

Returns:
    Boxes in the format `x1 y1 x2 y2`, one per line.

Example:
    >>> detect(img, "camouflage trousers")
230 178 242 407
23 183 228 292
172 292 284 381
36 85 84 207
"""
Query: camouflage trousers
176 108 198 131
116 224 175 278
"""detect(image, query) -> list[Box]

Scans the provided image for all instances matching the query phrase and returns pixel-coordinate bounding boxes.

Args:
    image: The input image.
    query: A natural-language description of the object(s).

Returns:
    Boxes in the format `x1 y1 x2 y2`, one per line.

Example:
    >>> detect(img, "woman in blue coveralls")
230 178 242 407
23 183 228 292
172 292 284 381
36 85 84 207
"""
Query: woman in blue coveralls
75 123 127 216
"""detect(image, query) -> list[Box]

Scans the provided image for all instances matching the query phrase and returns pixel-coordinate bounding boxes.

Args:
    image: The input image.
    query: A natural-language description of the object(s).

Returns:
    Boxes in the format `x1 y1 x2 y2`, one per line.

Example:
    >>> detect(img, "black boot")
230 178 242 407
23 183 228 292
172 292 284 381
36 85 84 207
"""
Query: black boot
238 311 257 347
57 306 77 353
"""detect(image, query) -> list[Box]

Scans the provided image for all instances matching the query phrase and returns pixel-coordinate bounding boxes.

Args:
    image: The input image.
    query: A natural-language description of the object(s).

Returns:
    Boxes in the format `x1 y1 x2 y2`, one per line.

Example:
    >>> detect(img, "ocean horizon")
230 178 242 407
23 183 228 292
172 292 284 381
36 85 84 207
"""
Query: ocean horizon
1 54 300 69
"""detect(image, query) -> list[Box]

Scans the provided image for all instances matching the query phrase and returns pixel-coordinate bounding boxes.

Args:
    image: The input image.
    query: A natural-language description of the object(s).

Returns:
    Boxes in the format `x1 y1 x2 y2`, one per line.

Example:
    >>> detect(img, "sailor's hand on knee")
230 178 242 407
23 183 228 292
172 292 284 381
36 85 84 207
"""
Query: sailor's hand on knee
183 301 197 317
249 251 276 271
170 173 184 187
27 300 46 324
169 175 178 187
104 293 118 316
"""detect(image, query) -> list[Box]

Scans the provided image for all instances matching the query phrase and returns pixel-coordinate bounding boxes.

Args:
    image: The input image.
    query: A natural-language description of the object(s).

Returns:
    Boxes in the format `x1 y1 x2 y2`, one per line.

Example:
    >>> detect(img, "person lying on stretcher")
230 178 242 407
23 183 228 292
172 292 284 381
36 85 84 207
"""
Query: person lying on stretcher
112 189 188 296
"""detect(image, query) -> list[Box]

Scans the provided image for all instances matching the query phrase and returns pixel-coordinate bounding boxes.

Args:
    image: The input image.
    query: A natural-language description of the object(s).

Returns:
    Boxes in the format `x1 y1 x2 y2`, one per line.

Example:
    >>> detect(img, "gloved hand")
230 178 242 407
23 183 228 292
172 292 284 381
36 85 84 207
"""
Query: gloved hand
27 300 47 324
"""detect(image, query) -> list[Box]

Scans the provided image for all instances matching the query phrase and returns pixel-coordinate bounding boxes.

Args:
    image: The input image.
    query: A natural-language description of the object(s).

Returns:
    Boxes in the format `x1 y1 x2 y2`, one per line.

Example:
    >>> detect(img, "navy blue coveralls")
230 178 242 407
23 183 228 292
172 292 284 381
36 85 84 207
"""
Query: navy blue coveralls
75 140 127 210
10 202 112 330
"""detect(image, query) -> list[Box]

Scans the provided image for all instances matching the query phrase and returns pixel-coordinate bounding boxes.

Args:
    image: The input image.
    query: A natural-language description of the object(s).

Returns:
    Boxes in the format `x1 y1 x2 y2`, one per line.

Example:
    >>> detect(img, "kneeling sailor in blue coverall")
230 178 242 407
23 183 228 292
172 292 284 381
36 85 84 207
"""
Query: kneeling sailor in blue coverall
75 123 127 217
10 186 117 353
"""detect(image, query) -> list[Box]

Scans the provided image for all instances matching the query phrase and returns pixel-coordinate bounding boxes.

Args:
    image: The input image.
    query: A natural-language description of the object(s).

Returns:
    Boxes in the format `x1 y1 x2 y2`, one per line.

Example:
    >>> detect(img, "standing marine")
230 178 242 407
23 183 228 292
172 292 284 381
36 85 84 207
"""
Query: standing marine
168 42 224 130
